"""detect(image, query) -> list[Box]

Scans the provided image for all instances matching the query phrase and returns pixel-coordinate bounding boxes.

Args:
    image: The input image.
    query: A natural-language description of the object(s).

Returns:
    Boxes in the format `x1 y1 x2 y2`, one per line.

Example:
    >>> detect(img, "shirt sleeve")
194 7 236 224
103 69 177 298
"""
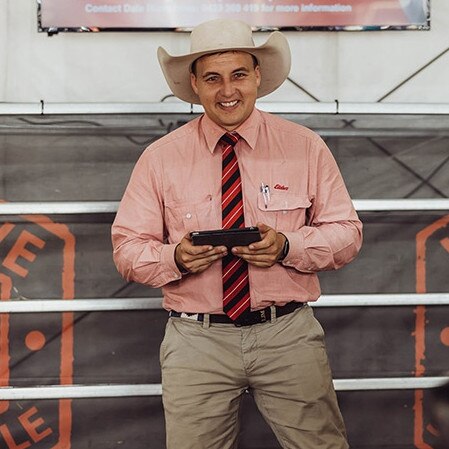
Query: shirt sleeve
111 148 183 287
280 135 363 273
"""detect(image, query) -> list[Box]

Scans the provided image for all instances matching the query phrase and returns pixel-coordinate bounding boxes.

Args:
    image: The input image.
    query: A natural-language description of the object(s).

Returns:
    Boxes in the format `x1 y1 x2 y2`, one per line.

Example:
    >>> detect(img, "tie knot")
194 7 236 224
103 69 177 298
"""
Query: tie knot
220 132 240 148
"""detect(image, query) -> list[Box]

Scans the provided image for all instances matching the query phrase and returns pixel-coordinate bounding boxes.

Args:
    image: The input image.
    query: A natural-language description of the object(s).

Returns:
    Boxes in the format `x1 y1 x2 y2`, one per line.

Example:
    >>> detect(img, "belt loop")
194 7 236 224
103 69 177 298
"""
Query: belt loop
270 305 277 324
202 313 210 329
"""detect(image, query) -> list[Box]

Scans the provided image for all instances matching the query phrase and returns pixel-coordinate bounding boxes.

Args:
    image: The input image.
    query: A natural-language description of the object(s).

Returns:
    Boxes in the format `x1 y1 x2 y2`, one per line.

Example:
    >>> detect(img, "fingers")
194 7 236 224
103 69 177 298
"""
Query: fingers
232 223 285 267
235 254 278 267
176 233 227 274
233 248 279 267
176 223 286 272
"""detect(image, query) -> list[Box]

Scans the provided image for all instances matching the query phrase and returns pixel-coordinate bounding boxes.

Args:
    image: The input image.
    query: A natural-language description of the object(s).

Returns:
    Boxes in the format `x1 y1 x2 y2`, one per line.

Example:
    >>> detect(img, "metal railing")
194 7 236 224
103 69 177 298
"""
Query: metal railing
0 102 447 401
1 102 449 116
1 376 449 400
1 293 449 313
0 293 448 399
0 199 448 215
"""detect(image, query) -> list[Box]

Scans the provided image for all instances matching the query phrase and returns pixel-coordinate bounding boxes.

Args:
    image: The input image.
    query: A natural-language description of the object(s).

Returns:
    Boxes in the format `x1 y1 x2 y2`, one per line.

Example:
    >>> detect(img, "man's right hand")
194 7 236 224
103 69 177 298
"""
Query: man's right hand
175 233 227 274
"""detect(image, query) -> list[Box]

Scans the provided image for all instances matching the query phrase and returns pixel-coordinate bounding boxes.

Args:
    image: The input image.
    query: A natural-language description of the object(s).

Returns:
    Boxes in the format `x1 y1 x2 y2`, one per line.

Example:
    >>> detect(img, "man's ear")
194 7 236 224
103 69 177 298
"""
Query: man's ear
255 65 261 89
190 73 199 95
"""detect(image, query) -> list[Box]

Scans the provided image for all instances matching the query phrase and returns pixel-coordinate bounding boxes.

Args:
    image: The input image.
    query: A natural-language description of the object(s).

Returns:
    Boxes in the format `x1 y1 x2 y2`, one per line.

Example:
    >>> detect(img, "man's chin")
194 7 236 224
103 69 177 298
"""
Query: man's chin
215 112 248 130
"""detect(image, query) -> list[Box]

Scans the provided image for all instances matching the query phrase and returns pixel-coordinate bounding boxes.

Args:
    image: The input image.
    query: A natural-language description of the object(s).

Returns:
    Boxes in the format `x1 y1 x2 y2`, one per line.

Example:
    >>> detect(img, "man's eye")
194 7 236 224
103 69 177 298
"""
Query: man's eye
234 72 247 79
205 76 218 83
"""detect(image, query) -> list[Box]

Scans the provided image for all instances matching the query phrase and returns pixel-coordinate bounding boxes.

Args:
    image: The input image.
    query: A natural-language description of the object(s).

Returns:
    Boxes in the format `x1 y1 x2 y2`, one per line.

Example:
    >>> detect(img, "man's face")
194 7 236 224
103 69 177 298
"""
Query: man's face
190 51 261 131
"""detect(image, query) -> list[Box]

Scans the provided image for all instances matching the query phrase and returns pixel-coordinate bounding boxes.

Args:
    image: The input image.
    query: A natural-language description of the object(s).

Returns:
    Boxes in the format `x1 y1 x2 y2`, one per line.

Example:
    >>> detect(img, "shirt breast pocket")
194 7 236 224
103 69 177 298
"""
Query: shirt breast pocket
257 192 311 231
164 196 216 242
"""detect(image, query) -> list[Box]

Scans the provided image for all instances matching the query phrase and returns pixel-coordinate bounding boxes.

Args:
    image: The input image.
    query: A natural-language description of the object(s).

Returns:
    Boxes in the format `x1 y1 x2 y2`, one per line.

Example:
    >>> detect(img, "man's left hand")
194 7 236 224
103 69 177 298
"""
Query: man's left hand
231 222 286 267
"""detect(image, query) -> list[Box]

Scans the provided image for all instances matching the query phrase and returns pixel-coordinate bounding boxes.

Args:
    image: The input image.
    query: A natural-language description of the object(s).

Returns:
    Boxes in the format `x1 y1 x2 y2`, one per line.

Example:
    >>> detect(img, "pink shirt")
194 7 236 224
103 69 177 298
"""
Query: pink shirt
112 108 362 313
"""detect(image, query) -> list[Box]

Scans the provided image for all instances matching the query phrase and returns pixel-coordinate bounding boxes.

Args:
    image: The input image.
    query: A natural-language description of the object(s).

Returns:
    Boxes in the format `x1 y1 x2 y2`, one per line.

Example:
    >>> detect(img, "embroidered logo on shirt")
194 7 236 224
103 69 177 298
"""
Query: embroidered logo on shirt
274 184 289 191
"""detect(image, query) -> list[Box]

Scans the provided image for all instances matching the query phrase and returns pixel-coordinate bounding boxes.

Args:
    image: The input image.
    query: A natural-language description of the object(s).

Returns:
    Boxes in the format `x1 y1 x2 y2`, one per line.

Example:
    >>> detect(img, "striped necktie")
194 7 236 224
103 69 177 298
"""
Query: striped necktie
220 132 250 322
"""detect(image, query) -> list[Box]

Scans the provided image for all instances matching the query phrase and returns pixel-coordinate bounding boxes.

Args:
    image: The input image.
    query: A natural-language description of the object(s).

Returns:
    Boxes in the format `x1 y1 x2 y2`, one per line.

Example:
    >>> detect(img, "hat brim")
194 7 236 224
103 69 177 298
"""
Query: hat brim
157 31 291 105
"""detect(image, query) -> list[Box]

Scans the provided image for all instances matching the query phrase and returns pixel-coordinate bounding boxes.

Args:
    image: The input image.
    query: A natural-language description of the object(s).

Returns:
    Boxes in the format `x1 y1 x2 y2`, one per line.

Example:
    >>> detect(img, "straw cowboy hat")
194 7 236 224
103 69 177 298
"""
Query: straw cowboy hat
157 18 291 104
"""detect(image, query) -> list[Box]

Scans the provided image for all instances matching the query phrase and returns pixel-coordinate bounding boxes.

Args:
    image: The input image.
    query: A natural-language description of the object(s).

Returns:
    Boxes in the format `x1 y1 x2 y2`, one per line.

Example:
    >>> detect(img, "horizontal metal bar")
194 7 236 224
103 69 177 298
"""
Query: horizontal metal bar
0 103 42 115
0 201 119 215
0 199 448 216
1 294 448 313
0 298 163 313
353 199 449 211
313 293 449 307
2 102 334 115
257 102 336 114
334 376 449 391
317 128 449 138
1 127 445 138
0 384 162 400
338 102 449 115
0 125 169 137
1 377 448 399
2 124 447 138
1 102 449 116
42 102 200 115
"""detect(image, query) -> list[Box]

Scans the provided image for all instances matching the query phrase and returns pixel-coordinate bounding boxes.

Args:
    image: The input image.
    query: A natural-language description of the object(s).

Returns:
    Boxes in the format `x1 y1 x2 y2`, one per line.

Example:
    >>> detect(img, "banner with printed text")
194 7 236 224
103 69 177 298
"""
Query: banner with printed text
39 0 430 31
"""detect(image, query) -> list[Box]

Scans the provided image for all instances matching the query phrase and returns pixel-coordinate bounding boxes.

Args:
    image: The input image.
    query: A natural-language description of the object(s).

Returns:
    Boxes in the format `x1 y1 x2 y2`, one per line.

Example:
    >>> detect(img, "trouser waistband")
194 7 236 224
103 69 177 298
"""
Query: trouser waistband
169 301 305 327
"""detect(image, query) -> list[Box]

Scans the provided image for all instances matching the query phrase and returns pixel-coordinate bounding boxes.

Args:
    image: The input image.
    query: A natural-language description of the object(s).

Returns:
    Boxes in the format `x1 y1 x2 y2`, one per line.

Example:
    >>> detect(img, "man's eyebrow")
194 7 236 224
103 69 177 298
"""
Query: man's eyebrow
201 71 220 79
201 66 251 79
232 66 250 72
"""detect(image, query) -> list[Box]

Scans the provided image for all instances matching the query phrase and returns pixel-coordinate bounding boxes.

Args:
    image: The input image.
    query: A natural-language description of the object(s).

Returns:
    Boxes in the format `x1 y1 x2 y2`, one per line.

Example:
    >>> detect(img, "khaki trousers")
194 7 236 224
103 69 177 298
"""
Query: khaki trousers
160 305 348 449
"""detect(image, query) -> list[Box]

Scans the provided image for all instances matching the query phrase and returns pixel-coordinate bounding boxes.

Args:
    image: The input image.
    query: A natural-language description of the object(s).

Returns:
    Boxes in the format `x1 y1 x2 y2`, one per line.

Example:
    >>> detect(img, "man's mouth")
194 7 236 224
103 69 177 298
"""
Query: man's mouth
219 100 238 108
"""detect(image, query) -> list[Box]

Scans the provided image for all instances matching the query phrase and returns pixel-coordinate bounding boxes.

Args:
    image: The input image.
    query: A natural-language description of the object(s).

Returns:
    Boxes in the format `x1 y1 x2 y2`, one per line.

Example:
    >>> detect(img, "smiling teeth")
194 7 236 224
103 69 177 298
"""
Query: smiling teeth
221 101 238 107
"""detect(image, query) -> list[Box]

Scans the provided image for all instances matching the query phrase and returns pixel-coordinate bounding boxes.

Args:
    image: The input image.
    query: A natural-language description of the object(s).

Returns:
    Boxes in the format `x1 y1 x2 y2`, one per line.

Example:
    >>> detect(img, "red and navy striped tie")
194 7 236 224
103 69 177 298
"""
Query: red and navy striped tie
220 132 250 322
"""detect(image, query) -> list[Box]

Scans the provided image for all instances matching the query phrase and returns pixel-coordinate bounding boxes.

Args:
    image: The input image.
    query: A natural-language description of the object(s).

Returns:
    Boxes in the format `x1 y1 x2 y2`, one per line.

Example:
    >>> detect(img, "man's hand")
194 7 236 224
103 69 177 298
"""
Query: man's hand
231 222 286 268
175 233 227 274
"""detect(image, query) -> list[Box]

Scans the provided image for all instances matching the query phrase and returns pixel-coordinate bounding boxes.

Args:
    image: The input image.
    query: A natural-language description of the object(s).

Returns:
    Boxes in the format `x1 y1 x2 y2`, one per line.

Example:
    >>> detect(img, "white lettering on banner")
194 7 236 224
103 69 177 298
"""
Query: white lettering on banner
225 3 242 13
275 4 300 12
201 3 224 13
124 3 145 13
243 3 260 13
146 3 199 13
261 4 274 12
82 2 353 16
85 4 122 13
301 3 353 12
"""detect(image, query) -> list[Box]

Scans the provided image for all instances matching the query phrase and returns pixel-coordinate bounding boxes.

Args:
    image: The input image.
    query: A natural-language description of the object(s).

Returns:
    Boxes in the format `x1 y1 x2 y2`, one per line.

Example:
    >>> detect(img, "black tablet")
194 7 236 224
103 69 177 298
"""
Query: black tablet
190 227 261 248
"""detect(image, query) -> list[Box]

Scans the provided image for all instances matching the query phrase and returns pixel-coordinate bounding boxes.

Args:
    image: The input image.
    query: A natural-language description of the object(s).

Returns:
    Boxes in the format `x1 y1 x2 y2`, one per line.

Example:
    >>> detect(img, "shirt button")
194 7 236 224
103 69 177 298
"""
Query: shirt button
283 210 288 215
185 213 192 219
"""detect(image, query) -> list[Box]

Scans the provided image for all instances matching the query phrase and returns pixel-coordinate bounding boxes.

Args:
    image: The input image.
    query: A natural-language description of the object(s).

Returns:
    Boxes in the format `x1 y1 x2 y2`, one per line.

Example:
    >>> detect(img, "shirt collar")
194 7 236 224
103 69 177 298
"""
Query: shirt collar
200 108 262 153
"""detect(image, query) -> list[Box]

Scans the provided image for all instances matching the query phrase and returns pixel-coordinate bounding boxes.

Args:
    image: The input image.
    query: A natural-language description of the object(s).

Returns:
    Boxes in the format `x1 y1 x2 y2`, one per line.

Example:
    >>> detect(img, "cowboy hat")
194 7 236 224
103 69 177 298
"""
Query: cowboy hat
157 18 291 104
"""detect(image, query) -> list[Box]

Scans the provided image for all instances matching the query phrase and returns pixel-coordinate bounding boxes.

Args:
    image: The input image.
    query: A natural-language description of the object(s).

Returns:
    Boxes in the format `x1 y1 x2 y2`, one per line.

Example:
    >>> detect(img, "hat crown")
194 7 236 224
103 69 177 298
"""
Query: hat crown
158 19 291 104
190 19 255 53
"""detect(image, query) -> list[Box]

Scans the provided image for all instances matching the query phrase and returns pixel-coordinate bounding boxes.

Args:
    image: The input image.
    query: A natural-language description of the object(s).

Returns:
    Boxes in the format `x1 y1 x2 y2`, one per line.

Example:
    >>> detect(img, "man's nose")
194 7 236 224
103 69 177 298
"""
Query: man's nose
220 79 235 97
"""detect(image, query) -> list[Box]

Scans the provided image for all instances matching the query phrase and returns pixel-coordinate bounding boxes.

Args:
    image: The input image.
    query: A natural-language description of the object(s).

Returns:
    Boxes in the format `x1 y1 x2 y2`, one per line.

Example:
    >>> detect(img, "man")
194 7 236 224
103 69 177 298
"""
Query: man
112 18 362 449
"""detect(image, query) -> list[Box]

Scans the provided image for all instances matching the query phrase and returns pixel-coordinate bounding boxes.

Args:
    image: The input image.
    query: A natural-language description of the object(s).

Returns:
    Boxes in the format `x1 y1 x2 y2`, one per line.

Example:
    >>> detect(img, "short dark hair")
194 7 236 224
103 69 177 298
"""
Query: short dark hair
190 52 259 76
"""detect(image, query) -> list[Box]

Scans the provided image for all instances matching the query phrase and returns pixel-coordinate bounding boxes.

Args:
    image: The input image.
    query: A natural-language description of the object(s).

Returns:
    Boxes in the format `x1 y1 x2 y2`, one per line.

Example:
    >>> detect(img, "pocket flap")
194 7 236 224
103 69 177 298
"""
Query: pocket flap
258 192 311 212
